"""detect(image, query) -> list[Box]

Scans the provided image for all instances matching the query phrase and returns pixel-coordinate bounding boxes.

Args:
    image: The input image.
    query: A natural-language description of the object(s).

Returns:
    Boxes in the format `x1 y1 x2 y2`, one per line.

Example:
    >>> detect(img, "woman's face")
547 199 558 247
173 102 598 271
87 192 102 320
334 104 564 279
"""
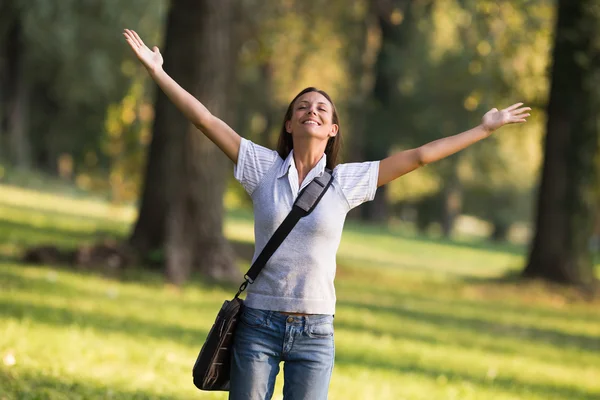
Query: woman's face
285 91 338 142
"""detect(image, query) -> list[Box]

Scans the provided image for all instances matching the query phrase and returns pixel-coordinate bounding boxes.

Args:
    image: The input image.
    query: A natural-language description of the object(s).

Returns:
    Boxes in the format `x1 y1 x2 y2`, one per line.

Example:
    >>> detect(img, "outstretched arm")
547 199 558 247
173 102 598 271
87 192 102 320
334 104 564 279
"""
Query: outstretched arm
377 103 531 187
123 29 241 163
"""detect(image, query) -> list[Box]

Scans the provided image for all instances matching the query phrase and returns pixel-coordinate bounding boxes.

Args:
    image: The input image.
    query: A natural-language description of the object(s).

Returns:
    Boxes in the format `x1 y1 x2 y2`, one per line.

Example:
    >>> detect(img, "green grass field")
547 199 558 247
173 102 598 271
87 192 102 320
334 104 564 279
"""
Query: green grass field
0 184 599 400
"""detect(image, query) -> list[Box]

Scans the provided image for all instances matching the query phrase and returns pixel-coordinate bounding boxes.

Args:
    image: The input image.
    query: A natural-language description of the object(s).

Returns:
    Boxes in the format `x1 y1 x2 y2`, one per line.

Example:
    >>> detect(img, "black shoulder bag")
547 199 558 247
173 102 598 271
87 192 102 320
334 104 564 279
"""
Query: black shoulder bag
192 169 334 391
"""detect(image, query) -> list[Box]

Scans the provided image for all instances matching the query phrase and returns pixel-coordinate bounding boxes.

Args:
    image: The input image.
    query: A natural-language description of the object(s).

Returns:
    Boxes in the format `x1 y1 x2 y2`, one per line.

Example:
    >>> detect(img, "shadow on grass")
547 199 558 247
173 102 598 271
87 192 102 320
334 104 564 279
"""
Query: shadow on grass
335 349 599 400
334 318 592 369
0 207 256 261
0 219 107 245
338 254 519 278
337 274 600 324
343 220 527 258
0 263 239 317
0 204 255 283
337 299 600 354
0 216 122 266
0 295 209 349
0 368 198 400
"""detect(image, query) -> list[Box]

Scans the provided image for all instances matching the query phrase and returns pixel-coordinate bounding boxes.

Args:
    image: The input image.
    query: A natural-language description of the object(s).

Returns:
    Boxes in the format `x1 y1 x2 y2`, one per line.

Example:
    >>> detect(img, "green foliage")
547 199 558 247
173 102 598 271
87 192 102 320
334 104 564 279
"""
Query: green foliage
372 0 553 230
4 0 166 199
235 0 372 146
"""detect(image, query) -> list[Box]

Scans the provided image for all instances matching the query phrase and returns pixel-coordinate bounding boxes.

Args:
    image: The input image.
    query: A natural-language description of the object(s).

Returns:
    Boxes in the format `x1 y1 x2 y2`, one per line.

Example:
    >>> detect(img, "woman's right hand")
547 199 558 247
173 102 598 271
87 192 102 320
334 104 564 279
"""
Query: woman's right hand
123 29 163 75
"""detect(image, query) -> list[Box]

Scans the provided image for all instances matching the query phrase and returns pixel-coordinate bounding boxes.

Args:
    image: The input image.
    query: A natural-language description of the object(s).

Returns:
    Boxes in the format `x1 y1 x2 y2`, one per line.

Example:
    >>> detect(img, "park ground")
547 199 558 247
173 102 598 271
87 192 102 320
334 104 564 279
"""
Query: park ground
0 183 599 400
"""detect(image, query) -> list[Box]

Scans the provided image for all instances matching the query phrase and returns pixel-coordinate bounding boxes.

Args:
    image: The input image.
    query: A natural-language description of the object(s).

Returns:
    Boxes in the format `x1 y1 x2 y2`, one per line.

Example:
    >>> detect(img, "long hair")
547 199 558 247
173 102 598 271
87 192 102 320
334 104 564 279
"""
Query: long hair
276 87 342 170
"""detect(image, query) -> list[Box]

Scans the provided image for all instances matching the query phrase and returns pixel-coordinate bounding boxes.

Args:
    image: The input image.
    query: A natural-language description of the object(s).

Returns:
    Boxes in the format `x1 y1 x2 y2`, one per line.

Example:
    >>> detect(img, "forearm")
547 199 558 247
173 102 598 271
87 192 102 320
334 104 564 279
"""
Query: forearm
378 124 490 187
150 68 211 127
418 124 490 165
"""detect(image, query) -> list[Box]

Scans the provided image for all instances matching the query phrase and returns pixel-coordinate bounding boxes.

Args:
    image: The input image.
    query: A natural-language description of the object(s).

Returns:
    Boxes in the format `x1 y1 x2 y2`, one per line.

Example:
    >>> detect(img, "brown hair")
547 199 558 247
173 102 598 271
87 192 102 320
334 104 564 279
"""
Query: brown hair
276 87 342 170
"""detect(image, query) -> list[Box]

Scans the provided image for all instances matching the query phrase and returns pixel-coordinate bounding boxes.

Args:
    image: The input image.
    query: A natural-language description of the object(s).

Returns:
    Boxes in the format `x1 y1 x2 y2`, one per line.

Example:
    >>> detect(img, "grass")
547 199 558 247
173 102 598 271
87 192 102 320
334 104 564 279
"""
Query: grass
0 184 599 399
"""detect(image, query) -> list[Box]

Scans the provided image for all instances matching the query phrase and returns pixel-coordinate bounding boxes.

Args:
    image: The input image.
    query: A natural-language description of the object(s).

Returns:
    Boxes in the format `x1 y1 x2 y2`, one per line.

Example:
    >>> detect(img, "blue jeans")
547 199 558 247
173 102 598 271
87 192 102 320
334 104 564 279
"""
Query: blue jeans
229 306 335 400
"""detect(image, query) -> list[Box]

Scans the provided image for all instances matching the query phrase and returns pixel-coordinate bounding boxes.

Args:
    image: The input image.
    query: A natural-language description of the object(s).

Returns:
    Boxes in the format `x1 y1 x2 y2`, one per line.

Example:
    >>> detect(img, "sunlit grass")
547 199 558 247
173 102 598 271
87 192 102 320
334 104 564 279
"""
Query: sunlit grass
0 184 135 223
1 184 599 399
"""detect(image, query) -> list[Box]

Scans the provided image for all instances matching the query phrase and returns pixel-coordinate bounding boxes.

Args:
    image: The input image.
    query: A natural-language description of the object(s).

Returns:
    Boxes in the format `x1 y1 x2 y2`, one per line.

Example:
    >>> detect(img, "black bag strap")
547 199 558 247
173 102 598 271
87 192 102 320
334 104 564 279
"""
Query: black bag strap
234 168 334 298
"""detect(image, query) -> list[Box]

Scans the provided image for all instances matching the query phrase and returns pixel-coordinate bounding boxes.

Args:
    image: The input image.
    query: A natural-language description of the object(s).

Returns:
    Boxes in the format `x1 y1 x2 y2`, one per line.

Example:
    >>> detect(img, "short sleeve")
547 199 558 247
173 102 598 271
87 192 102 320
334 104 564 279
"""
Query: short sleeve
333 161 380 210
234 138 280 195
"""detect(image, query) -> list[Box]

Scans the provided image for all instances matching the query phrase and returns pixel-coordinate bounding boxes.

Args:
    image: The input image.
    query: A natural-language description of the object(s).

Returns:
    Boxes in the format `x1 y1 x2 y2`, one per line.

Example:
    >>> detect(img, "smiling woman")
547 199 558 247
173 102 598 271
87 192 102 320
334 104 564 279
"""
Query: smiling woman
123 27 530 400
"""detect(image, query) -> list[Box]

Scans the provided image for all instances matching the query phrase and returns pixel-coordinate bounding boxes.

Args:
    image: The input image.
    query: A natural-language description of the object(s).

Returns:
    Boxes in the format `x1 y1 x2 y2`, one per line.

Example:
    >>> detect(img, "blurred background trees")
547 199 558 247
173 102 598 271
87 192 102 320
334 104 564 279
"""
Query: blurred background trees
524 0 600 286
0 0 597 287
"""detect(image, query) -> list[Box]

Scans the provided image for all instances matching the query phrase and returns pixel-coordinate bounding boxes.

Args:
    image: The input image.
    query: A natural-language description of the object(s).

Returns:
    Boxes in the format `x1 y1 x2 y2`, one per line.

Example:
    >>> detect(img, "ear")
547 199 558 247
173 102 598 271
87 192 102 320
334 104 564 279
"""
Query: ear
329 124 339 137
285 120 292 134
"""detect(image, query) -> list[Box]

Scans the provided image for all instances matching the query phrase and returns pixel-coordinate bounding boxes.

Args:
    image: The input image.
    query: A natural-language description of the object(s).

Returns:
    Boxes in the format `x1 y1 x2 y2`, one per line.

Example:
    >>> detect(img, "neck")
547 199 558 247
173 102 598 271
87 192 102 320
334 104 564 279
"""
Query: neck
292 138 327 186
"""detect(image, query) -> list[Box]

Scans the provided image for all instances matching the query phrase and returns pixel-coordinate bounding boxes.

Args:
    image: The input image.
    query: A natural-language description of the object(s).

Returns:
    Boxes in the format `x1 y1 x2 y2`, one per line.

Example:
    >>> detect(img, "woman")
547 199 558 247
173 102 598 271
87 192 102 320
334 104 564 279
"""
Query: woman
123 29 530 400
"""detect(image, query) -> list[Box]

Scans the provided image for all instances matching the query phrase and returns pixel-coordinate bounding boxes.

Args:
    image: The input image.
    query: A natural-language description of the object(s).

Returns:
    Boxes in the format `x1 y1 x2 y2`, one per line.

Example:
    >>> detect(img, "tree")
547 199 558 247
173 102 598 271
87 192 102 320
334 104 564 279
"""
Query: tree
523 0 600 286
0 1 32 169
361 0 415 222
0 1 163 178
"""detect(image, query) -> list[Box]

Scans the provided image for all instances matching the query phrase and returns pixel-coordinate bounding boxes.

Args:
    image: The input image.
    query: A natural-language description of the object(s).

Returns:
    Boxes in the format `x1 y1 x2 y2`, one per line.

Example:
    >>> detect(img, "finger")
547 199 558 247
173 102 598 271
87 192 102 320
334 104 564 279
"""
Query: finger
124 36 139 52
124 29 134 41
126 40 143 58
512 113 530 120
123 31 138 48
123 35 134 48
125 29 142 48
506 119 527 125
503 102 524 112
512 107 531 114
131 30 146 48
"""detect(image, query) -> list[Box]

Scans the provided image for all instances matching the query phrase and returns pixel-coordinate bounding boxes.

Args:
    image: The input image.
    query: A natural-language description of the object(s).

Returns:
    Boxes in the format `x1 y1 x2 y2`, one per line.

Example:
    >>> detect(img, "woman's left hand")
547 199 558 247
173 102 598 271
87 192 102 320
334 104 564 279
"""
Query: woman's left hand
481 103 531 134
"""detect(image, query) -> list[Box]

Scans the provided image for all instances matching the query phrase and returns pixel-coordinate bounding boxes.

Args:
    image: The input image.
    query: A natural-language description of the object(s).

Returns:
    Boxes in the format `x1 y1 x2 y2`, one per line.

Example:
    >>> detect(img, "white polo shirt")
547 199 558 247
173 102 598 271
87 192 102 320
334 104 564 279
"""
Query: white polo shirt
234 138 379 314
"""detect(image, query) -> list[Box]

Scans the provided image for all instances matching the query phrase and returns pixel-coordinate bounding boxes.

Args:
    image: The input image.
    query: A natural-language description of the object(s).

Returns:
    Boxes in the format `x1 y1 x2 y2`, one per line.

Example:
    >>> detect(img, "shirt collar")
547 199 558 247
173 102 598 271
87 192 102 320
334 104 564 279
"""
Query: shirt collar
277 149 327 179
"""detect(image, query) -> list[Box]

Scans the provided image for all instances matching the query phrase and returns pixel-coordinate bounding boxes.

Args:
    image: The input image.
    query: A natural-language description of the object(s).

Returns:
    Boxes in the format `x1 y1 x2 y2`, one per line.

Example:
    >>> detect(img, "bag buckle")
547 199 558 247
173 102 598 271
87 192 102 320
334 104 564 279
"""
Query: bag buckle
234 278 252 298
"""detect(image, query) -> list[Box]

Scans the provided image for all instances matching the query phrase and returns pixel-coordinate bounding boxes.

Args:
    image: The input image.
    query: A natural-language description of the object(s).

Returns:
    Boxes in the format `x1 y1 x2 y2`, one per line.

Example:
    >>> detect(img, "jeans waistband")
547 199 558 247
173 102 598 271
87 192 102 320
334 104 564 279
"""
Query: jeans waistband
243 306 333 325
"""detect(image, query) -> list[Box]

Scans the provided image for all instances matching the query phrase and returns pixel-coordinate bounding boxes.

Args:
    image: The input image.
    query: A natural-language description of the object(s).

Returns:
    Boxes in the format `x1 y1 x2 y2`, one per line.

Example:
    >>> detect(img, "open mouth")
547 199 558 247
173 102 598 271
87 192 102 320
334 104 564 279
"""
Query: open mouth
303 120 320 126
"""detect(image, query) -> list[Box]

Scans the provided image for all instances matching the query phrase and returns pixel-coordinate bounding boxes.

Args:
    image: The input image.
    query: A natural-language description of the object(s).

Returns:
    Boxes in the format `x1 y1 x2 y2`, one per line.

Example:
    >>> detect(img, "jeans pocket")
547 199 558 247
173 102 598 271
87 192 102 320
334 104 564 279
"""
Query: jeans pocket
239 307 268 328
307 322 334 338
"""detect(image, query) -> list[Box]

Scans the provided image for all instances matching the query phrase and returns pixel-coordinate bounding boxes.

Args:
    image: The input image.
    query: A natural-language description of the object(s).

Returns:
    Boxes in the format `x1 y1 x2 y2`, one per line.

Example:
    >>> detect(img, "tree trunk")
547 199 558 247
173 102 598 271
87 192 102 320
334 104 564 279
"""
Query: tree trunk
345 10 379 221
441 180 461 238
490 220 510 242
523 0 600 287
164 0 238 285
258 62 277 148
361 0 413 223
129 2 190 255
4 10 32 169
0 36 6 161
128 70 171 255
